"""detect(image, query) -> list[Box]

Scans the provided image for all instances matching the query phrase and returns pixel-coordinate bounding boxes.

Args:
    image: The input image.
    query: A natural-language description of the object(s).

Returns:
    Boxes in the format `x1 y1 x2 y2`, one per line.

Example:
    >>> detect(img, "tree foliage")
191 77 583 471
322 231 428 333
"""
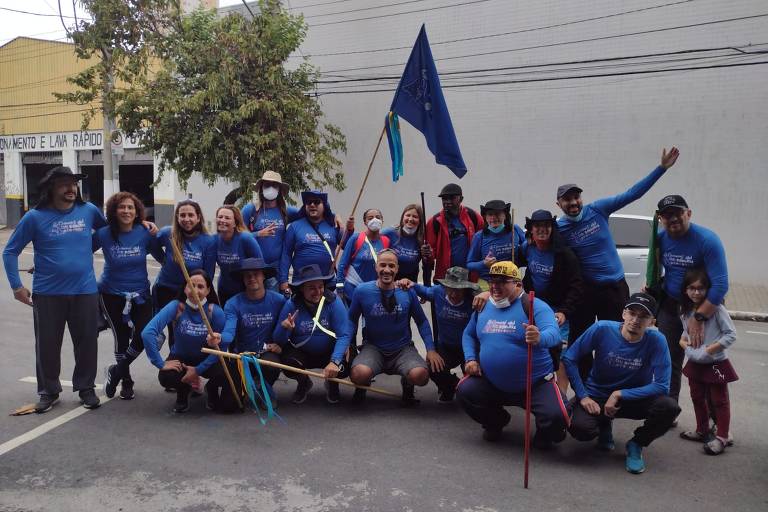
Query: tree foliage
117 0 347 200
54 0 178 130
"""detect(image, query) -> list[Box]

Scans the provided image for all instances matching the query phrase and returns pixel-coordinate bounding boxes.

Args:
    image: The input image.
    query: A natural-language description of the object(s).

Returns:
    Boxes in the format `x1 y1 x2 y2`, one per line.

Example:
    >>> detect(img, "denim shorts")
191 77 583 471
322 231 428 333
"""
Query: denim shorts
352 343 428 377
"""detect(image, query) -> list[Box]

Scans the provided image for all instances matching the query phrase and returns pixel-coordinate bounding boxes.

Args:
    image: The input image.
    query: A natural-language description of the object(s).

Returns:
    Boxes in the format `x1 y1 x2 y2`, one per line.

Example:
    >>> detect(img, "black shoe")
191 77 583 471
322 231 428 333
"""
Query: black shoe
352 387 367 402
401 377 419 405
325 380 340 404
104 364 120 399
482 427 503 442
173 392 190 413
119 378 135 400
79 389 101 409
35 394 59 414
164 387 177 393
437 387 455 403
291 377 313 404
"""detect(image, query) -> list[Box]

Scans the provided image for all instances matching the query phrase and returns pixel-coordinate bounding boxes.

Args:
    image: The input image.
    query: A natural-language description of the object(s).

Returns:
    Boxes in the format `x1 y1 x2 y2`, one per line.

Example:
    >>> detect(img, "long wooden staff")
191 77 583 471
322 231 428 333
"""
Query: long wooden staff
202 347 400 398
169 240 243 409
524 290 535 489
334 125 387 264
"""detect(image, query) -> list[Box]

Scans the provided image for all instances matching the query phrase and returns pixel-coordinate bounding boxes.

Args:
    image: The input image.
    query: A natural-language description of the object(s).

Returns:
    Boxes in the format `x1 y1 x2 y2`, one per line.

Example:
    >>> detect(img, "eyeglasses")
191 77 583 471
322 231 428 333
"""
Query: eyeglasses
305 199 323 206
686 286 707 293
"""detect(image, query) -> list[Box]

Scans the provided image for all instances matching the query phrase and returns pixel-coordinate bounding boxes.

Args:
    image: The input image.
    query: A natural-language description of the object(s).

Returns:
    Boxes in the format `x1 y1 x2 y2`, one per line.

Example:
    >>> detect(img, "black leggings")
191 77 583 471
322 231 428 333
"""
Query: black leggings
100 293 152 374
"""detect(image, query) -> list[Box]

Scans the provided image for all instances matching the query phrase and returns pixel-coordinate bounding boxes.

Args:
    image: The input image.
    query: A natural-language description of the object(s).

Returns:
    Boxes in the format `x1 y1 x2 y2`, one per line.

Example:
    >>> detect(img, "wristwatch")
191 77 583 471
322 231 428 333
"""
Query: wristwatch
694 312 708 322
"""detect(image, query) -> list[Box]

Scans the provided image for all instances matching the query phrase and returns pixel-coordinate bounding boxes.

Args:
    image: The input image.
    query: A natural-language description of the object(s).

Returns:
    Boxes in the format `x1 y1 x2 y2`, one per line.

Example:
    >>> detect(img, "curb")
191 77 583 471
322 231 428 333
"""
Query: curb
729 310 768 323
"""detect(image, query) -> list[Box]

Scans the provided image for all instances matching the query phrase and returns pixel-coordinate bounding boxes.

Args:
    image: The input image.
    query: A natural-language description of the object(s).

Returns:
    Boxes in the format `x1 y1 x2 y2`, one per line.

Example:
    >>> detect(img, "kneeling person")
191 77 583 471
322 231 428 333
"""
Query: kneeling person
348 249 440 402
456 262 568 447
273 264 353 404
563 293 680 474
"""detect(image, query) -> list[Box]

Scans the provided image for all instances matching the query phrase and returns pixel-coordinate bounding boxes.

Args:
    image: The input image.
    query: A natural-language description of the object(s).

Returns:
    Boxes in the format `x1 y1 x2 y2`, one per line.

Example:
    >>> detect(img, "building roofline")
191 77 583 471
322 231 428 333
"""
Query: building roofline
0 36 74 50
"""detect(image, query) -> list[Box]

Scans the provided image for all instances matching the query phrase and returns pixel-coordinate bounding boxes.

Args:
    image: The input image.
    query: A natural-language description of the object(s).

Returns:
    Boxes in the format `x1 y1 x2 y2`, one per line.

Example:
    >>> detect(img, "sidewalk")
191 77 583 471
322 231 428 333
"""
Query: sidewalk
0 227 764 319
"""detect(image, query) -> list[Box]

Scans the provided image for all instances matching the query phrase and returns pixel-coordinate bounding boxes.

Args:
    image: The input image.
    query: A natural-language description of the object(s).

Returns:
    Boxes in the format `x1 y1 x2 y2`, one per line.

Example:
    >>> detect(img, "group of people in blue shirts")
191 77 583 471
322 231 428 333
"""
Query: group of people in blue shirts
3 145 738 474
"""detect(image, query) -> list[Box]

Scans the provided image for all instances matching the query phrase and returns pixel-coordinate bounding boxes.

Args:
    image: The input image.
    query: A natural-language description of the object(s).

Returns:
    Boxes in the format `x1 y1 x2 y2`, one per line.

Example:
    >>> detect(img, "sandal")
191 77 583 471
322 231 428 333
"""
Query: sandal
679 430 707 442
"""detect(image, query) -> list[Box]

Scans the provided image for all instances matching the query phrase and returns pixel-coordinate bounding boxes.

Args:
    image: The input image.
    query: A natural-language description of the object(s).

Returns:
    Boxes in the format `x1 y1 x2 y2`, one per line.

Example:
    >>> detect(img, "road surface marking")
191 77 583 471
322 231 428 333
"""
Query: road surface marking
746 330 768 335
18 376 103 390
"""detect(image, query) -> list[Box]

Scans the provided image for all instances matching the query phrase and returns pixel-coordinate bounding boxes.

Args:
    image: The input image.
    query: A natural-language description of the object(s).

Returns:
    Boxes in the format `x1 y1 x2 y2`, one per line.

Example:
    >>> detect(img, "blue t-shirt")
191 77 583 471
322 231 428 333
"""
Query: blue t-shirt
659 223 728 304
336 234 388 298
413 283 473 347
280 218 342 284
382 227 421 279
272 295 352 361
241 203 299 267
557 165 667 283
562 320 671 401
466 226 525 281
463 296 559 393
3 202 106 294
93 224 158 296
523 242 555 294
448 216 469 268
348 281 435 353
221 290 286 353
154 227 217 289
215 232 264 298
141 300 227 374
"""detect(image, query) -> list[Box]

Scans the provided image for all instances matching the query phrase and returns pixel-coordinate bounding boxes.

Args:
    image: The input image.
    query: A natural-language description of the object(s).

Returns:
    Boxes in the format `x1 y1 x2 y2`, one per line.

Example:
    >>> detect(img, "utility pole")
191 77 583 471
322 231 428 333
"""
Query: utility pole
101 46 120 201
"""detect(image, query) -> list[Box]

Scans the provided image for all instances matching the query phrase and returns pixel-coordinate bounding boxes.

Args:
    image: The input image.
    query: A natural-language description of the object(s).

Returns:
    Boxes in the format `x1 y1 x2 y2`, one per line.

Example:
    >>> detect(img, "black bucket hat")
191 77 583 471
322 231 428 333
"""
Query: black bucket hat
38 166 86 188
230 258 276 280
480 200 510 216
290 264 335 287
525 209 557 230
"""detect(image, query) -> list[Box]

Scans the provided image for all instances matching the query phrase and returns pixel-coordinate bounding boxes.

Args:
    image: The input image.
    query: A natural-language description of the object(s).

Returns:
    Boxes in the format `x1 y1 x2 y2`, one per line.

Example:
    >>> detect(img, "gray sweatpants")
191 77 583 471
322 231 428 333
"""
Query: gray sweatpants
32 293 99 396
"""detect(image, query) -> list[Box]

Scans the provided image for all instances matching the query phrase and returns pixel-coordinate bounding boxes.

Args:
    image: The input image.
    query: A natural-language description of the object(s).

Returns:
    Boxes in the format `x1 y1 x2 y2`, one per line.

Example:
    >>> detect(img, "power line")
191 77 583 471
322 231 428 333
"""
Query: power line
313 59 768 95
0 107 93 122
308 0 494 28
320 12 768 73
288 0 356 9
297 0 695 58
0 6 85 19
303 0 429 19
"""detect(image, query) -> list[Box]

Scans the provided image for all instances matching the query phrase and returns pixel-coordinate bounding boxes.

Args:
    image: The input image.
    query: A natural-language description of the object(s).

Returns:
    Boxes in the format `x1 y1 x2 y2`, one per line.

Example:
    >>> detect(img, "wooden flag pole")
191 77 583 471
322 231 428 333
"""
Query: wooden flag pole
169 240 243 409
202 348 400 398
335 125 387 263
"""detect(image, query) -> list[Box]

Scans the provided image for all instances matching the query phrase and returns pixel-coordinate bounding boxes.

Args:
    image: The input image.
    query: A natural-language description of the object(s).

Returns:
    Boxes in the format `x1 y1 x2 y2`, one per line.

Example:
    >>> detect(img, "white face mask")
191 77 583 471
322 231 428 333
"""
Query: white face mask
367 218 383 232
262 186 279 201
489 296 511 309
402 225 417 235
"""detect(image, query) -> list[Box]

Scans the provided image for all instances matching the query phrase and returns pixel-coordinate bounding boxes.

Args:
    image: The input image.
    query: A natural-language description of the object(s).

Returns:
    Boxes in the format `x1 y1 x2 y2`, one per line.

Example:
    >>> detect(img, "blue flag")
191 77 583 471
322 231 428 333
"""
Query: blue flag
386 24 467 181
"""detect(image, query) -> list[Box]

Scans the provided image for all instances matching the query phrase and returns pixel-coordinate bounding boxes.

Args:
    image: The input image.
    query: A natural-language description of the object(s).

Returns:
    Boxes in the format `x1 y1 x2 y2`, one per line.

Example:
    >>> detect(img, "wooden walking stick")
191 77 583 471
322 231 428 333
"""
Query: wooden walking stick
202 347 400 398
334 126 387 264
169 240 243 409
524 290 535 489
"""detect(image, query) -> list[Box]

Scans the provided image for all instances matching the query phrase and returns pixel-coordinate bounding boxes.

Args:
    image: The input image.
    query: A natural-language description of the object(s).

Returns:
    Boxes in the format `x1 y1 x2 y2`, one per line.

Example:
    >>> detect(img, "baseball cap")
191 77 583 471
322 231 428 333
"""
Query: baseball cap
438 183 463 197
657 195 688 211
488 261 522 281
624 292 657 316
556 183 582 199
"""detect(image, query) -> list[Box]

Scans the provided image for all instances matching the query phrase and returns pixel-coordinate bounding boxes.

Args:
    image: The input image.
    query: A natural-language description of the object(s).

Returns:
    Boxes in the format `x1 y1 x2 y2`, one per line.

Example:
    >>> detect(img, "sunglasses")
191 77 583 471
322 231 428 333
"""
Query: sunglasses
305 199 323 206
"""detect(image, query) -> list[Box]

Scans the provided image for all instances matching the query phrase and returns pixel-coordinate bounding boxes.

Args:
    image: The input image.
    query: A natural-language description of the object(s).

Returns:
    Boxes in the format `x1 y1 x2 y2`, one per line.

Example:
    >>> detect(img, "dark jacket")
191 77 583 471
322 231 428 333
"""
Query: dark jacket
519 235 584 319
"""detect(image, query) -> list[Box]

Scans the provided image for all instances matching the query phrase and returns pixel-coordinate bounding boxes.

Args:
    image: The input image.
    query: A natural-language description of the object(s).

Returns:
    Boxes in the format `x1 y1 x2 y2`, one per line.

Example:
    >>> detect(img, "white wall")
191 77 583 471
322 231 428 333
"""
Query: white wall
287 0 768 286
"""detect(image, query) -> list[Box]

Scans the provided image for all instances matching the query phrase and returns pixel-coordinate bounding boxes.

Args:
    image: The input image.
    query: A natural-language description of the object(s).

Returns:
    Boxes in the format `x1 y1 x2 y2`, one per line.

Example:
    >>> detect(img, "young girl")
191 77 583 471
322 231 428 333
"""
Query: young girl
678 268 738 455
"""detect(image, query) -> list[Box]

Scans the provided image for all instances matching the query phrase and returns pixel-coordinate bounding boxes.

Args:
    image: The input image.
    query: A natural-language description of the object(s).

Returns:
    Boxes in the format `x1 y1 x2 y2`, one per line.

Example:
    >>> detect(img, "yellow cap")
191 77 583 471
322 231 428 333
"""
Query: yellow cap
488 261 522 280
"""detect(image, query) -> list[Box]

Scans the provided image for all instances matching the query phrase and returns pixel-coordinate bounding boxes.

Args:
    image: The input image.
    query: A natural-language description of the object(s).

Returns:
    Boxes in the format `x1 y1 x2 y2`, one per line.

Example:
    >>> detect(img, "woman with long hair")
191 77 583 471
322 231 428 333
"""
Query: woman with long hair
141 269 233 413
96 192 163 400
214 205 263 305
382 204 425 282
152 199 216 348
241 171 299 291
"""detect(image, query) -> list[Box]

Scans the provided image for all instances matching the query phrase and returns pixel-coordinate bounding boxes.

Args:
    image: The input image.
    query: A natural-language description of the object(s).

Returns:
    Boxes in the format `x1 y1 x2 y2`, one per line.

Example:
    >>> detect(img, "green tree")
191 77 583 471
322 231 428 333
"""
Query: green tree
118 1 347 201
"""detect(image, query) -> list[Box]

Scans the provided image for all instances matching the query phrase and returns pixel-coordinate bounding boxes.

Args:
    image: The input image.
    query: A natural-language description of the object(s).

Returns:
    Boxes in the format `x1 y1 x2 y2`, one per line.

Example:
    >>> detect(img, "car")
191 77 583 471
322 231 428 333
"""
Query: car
609 213 654 295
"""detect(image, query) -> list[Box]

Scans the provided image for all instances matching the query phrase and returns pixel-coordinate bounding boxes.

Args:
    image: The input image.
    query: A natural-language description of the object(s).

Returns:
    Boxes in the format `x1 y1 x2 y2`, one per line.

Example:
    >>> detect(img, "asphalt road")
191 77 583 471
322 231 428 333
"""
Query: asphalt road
0 250 766 511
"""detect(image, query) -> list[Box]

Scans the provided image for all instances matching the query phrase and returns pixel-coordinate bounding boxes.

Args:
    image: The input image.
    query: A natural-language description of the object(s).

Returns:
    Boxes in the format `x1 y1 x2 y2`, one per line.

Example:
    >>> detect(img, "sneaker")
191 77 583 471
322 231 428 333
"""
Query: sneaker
679 430 709 442
79 389 101 409
401 377 419 405
711 424 734 446
597 422 615 451
291 377 313 404
437 387 455 403
625 440 646 474
325 380 340 404
119 379 135 400
104 364 120 399
34 394 59 414
352 387 367 402
704 437 726 455
482 427 503 442
173 392 190 413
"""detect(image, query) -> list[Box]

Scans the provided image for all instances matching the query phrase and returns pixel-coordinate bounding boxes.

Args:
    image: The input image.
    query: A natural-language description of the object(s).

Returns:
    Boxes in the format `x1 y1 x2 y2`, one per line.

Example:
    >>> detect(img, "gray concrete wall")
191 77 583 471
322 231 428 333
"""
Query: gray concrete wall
278 0 768 286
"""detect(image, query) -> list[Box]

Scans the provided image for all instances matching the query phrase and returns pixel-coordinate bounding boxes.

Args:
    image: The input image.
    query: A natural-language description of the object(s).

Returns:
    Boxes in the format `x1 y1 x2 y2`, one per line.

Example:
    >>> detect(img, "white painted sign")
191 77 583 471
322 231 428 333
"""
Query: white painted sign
0 130 142 153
